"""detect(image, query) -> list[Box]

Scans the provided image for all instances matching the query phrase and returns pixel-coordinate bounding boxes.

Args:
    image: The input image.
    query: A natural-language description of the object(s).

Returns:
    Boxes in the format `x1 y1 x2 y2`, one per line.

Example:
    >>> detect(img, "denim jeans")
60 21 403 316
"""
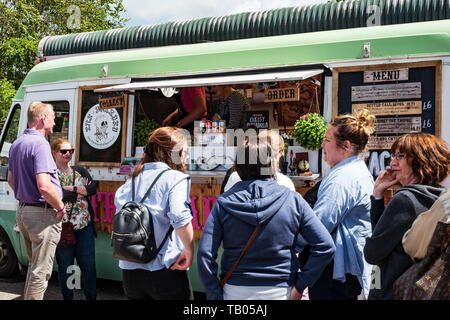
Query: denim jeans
308 261 362 300
55 222 97 300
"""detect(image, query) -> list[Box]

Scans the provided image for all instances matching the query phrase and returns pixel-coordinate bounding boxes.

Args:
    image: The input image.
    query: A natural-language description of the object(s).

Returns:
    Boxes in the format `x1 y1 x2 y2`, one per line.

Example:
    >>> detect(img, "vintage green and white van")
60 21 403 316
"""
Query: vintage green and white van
1 1 449 293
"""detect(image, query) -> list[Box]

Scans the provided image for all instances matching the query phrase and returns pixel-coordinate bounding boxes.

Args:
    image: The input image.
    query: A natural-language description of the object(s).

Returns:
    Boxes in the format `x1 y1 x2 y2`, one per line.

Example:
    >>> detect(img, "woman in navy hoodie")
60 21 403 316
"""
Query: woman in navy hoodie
197 135 335 300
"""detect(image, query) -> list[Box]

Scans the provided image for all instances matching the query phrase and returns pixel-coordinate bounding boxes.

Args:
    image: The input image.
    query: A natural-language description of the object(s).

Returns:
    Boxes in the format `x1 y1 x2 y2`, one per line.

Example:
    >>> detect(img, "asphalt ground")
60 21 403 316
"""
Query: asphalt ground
0 271 126 300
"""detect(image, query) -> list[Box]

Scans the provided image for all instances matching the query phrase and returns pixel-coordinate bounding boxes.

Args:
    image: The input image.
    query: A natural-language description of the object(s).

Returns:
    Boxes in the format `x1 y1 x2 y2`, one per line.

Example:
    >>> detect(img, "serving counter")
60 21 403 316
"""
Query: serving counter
91 170 321 240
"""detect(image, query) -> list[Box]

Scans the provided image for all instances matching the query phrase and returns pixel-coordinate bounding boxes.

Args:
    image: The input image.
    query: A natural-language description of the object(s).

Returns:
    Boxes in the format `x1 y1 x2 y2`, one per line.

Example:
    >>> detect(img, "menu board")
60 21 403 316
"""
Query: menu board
246 110 269 129
335 62 441 177
76 88 127 166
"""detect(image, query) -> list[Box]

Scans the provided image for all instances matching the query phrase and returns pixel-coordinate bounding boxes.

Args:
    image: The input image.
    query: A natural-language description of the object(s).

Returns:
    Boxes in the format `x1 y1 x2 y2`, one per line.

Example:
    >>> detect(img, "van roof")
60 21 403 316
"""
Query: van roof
39 0 450 58
16 19 450 100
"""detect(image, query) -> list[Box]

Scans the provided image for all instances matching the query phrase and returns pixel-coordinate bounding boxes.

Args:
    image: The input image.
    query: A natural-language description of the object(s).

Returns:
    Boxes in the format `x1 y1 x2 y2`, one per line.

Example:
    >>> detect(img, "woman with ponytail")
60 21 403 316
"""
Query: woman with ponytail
300 109 376 300
114 127 195 300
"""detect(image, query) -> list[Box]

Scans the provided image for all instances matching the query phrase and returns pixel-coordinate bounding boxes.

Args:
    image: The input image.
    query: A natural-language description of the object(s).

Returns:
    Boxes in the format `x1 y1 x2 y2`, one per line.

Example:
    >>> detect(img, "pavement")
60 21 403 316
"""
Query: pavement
0 272 127 300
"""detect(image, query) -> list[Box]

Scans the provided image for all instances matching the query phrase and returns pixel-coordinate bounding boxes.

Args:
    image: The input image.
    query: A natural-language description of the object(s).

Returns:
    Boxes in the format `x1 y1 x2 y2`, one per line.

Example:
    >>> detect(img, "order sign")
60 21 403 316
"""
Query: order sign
82 104 121 149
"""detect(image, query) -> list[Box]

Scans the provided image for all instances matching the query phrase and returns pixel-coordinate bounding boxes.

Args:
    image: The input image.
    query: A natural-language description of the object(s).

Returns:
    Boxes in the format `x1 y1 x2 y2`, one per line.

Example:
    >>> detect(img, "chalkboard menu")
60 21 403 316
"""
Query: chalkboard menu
246 110 269 129
76 87 128 166
334 61 442 177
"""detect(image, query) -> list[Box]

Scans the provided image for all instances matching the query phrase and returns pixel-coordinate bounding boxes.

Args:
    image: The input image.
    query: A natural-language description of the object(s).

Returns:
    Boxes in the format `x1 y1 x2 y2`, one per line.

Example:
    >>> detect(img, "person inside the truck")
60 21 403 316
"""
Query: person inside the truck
161 87 207 132
212 85 249 129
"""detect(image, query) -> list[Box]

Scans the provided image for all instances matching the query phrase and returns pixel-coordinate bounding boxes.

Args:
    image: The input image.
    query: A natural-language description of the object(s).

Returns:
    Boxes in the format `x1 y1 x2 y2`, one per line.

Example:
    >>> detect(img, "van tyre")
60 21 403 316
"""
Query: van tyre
0 228 19 278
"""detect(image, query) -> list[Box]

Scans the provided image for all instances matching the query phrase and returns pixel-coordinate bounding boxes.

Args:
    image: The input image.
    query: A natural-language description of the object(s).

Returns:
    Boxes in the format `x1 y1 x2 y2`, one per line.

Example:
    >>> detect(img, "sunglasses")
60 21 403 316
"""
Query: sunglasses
59 149 74 155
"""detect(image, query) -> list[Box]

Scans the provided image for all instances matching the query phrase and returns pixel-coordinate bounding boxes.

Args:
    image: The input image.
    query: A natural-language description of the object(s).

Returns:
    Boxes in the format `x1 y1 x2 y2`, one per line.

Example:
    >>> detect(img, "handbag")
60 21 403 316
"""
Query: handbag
392 221 449 300
57 170 76 248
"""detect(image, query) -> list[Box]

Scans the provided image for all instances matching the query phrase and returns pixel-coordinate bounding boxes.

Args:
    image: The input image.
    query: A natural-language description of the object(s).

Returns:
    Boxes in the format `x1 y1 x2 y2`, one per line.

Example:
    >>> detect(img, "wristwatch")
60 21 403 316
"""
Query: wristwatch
74 186 78 193
370 195 383 201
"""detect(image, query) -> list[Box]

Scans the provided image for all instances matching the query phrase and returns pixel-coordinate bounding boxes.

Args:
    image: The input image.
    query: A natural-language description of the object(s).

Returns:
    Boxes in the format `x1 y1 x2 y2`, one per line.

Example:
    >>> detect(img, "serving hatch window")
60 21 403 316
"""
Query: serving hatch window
94 69 324 173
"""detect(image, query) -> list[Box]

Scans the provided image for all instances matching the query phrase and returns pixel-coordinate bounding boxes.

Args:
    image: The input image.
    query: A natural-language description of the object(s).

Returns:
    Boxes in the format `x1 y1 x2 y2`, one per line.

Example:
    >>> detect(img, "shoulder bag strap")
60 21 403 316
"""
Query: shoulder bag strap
219 196 288 288
67 169 76 220
220 225 261 289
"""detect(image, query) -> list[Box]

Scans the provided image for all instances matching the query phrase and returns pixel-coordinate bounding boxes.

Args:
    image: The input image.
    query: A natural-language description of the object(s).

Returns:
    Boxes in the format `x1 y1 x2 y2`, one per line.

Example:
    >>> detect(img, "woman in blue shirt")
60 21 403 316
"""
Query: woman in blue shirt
306 109 375 300
114 127 194 300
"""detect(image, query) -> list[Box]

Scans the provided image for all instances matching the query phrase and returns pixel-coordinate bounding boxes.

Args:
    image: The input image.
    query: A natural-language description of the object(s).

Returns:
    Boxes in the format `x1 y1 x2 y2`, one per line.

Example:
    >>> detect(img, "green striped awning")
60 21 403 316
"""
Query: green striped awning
39 0 450 57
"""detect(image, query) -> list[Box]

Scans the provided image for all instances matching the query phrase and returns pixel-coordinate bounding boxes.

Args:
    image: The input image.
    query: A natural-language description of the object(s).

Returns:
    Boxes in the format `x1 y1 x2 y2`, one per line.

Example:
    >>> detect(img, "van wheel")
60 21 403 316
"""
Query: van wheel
0 228 19 278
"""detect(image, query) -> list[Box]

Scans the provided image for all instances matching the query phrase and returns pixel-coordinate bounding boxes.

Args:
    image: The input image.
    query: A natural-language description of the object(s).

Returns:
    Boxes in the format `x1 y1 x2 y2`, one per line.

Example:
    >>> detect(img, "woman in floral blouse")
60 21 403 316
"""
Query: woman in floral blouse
51 138 97 300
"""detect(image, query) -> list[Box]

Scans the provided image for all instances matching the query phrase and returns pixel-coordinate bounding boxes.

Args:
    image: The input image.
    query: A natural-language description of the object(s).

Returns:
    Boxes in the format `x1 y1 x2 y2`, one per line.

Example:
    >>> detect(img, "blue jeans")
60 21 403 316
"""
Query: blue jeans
55 222 97 300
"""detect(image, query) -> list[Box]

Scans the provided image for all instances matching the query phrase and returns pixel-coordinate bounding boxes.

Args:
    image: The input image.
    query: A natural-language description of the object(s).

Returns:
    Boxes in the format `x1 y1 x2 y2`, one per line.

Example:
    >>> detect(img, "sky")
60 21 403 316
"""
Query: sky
121 0 328 27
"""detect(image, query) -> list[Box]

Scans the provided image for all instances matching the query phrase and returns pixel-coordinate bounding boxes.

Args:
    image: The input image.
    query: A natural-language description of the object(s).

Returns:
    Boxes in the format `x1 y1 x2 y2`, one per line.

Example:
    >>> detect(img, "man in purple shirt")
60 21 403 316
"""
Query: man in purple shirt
8 101 66 300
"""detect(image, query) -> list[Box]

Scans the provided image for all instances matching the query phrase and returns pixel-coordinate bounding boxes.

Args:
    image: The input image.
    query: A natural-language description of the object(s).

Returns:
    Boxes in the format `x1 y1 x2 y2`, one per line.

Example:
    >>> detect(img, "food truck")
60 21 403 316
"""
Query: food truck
1 0 449 293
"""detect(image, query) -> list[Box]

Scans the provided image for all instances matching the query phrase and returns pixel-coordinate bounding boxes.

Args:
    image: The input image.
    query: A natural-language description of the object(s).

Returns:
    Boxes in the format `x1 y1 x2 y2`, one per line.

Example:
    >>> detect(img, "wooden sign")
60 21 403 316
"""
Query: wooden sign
351 82 421 102
352 101 422 116
364 68 408 83
98 95 125 110
367 136 398 150
264 87 300 103
374 117 421 135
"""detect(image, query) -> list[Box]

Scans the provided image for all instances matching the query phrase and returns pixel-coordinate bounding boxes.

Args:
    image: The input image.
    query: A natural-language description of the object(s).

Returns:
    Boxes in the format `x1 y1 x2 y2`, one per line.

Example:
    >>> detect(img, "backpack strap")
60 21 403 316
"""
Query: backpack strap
155 225 174 255
132 174 135 201
140 168 171 203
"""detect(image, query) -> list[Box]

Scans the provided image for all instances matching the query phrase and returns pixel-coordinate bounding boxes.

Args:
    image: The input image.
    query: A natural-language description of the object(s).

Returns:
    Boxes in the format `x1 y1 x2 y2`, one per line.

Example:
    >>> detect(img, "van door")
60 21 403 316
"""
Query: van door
0 102 23 273
0 103 22 209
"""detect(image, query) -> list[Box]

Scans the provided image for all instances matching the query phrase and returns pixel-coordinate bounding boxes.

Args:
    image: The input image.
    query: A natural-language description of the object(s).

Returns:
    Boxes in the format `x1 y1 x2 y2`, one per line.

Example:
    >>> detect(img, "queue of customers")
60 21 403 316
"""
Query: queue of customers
7 101 449 300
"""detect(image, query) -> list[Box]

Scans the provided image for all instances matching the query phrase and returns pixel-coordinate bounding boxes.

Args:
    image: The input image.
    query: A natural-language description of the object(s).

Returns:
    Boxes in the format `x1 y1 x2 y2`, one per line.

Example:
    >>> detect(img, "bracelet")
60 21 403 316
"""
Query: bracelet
74 186 78 193
56 205 65 213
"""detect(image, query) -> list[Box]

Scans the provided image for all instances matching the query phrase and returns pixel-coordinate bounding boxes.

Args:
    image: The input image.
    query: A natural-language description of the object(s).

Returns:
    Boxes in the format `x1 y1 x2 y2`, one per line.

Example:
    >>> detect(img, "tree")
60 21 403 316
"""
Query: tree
0 78 16 129
0 0 128 128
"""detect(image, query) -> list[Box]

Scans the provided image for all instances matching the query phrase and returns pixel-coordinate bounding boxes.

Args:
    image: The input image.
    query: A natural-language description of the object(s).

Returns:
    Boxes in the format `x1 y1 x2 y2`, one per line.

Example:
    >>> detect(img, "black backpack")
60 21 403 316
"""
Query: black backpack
112 169 173 263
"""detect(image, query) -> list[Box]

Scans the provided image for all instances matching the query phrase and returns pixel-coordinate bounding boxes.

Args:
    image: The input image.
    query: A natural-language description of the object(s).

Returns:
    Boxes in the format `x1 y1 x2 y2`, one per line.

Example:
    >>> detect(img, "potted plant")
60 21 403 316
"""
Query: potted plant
134 119 160 147
293 113 327 150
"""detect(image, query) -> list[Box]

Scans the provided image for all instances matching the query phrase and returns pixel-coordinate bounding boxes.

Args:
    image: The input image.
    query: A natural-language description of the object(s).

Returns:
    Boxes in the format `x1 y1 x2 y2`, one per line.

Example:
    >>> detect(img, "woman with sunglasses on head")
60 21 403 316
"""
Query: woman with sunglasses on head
364 133 449 300
50 138 97 300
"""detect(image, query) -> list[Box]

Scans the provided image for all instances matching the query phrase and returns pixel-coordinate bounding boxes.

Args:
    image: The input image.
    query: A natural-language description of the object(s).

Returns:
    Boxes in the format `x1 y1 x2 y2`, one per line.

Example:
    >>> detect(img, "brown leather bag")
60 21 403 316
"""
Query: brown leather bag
58 219 76 248
393 221 449 300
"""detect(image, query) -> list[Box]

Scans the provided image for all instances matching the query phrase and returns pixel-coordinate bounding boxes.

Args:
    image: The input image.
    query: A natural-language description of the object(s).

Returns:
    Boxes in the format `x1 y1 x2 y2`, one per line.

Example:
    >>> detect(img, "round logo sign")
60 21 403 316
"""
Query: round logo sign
82 104 121 150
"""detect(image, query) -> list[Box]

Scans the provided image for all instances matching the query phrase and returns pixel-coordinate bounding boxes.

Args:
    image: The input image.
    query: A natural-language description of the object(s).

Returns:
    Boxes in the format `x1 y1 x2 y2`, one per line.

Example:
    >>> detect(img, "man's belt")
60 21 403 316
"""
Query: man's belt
19 201 54 209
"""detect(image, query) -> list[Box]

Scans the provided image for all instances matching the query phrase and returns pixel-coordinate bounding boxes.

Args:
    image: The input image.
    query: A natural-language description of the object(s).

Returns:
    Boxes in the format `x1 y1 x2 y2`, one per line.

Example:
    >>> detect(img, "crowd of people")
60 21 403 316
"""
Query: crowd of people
6 100 450 300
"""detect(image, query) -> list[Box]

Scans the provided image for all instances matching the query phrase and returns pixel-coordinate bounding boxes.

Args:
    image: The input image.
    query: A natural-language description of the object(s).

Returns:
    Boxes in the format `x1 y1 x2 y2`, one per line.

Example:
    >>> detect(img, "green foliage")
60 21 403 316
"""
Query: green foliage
294 113 328 150
0 78 16 130
0 0 128 89
134 119 160 146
